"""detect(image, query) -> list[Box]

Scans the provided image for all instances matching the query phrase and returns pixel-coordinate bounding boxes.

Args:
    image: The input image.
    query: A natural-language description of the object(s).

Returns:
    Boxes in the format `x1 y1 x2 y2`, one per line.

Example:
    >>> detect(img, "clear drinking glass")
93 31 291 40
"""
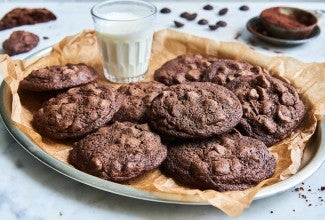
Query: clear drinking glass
91 0 157 83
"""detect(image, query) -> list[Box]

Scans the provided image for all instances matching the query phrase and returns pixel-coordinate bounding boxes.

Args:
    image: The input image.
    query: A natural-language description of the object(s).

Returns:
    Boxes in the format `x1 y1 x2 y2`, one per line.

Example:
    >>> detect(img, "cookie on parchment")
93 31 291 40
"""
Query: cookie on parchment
226 74 305 146
113 81 167 123
154 54 218 85
19 63 99 91
202 59 264 85
147 82 243 138
33 83 122 140
161 132 276 191
2 30 39 56
69 122 167 182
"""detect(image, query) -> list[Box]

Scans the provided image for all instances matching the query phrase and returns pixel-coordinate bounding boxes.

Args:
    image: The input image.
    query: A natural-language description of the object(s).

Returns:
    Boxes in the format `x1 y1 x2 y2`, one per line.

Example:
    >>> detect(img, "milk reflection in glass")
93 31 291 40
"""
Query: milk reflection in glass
91 0 157 83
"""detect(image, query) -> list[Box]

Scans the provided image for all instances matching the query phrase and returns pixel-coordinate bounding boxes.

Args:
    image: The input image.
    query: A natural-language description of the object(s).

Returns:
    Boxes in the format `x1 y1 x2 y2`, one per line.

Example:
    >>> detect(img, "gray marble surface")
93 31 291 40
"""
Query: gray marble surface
0 1 325 219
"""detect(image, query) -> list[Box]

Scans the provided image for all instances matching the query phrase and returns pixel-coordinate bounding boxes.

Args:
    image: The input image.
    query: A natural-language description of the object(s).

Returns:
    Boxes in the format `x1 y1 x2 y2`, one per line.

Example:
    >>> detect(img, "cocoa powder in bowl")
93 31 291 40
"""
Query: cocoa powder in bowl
260 7 318 39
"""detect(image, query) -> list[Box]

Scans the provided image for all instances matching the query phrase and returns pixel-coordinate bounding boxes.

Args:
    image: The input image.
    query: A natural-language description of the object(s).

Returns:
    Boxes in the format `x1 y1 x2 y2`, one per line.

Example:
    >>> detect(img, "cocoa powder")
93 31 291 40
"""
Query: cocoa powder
261 7 311 29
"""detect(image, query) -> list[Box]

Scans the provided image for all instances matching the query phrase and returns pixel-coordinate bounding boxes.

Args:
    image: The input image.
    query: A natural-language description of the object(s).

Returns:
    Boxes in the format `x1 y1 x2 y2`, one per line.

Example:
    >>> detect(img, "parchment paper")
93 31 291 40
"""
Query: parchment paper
0 29 324 217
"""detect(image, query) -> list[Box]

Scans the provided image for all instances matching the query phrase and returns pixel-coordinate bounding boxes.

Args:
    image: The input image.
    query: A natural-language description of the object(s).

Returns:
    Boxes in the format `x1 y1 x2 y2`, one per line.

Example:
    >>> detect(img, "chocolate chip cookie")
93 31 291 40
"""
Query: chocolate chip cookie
202 59 264 85
161 132 276 191
19 63 99 91
147 82 243 138
226 74 305 146
2 31 39 56
0 8 56 30
154 54 218 85
69 122 167 182
33 83 122 140
113 81 168 123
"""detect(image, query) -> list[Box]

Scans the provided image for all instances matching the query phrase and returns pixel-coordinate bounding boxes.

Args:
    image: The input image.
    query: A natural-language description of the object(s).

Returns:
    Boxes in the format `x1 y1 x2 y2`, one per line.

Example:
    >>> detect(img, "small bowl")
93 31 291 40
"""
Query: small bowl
260 7 318 40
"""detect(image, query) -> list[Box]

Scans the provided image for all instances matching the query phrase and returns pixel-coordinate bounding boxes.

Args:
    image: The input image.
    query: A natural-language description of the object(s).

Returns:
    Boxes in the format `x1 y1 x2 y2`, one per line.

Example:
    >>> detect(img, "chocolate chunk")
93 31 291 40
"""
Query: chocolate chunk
42 36 49 40
239 5 250 11
216 20 227 27
198 19 208 25
218 8 228 16
209 25 219 30
203 4 213 10
174 20 184 28
2 30 39 56
160 7 171 14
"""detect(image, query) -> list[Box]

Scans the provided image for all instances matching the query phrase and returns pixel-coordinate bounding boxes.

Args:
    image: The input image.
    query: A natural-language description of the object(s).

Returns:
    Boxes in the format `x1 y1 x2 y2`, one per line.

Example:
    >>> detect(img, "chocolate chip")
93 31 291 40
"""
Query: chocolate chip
203 4 213 10
43 36 49 40
174 20 184 28
187 13 197 21
160 7 171 14
216 20 227 27
234 32 241 40
218 8 228 16
180 12 197 21
209 25 218 30
198 19 208 25
239 5 249 11
180 12 190 18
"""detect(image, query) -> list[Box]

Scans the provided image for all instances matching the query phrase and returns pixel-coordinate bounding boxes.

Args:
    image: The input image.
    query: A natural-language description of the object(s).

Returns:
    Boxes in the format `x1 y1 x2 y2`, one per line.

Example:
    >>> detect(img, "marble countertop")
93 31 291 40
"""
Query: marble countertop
0 1 324 219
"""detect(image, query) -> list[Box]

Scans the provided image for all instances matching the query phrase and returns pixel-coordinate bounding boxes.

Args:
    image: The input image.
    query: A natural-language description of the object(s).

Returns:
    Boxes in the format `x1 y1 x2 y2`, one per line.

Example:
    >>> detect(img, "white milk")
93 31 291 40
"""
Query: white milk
95 11 154 83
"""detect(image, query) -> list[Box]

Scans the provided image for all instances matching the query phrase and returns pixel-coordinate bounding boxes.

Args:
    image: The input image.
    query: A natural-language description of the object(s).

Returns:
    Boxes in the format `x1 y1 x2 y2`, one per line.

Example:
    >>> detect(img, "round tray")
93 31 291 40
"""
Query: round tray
0 47 324 204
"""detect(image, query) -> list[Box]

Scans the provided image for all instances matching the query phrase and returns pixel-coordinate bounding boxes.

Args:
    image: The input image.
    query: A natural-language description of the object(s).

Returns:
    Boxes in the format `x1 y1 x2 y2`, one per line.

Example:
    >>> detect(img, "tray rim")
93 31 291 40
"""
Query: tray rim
0 47 324 205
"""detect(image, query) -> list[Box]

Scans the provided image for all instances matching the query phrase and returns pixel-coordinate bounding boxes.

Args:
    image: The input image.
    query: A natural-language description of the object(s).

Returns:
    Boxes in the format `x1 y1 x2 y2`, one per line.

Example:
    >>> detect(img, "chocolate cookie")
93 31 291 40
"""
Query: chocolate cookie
147 82 243 138
203 59 264 85
161 132 276 191
113 81 168 123
69 122 167 182
226 74 305 146
0 8 56 30
2 31 39 56
154 54 218 85
19 63 99 91
33 83 122 140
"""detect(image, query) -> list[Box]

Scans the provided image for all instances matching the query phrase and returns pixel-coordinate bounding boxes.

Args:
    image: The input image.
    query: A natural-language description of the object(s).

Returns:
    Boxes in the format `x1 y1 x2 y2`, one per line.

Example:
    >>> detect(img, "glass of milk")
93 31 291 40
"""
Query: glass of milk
91 0 157 83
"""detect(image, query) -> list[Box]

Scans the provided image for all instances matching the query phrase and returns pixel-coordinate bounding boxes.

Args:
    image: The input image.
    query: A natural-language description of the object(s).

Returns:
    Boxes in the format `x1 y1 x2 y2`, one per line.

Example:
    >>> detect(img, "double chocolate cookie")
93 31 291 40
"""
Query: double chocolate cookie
154 54 218 85
2 31 39 56
19 63 99 91
113 81 167 123
0 8 56 30
226 74 305 146
147 82 242 138
69 122 167 182
203 59 264 85
33 83 122 140
161 132 276 191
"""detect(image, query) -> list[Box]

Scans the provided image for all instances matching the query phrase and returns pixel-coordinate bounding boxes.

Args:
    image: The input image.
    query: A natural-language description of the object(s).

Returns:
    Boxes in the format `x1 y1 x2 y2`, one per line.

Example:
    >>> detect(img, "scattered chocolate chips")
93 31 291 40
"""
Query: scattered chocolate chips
43 36 49 40
216 20 227 27
209 25 218 30
160 7 171 14
203 4 213 10
218 8 228 16
180 12 190 18
174 20 184 28
239 5 250 11
198 19 208 25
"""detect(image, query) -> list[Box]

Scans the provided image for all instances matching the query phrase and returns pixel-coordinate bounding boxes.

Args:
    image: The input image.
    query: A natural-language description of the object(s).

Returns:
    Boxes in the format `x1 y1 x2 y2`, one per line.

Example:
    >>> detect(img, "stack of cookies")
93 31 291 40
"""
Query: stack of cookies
21 54 306 192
